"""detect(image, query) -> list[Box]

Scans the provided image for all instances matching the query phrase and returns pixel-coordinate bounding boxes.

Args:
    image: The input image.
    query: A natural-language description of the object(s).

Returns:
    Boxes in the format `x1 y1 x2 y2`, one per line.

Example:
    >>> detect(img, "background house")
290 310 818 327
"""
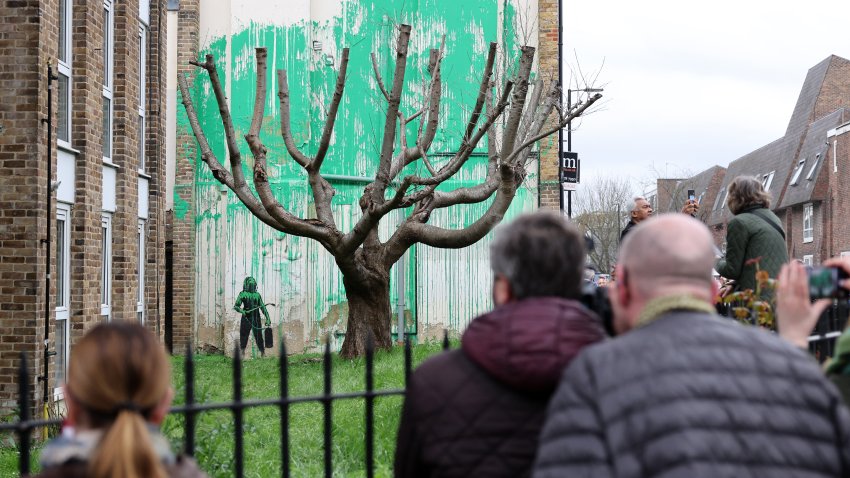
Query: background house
662 55 850 270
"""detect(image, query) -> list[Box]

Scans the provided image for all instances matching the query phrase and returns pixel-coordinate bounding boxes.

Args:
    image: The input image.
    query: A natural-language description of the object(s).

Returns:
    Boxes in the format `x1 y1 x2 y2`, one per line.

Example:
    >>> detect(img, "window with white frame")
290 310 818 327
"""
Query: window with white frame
100 213 112 319
806 153 821 181
790 159 806 185
57 0 72 146
803 203 814 243
102 0 114 162
55 204 71 389
138 25 147 172
762 171 775 191
802 255 813 266
137 219 146 324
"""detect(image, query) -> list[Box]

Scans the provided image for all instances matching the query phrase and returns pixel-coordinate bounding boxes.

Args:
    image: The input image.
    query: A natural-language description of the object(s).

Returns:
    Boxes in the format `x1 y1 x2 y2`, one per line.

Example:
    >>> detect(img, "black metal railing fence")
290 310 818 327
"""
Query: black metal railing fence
3 333 450 477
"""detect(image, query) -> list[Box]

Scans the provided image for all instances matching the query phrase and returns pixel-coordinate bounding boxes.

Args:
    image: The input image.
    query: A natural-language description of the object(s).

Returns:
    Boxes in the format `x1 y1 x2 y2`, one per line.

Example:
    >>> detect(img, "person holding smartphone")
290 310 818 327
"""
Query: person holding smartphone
715 176 787 292
776 258 850 405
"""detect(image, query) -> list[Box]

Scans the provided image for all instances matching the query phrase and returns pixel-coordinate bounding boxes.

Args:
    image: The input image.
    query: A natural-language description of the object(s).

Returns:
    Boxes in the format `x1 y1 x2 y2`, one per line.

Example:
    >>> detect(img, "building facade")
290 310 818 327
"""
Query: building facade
0 0 168 409
167 0 559 355
653 56 850 272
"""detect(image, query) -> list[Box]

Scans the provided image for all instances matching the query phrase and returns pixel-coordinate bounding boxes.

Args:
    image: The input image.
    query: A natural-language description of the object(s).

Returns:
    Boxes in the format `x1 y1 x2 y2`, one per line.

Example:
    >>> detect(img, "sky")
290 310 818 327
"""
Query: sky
562 0 850 196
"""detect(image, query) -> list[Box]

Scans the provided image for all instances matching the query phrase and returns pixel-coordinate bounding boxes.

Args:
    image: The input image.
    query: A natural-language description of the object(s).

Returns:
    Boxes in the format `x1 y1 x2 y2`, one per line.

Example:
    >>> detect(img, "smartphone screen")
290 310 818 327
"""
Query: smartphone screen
687 189 696 201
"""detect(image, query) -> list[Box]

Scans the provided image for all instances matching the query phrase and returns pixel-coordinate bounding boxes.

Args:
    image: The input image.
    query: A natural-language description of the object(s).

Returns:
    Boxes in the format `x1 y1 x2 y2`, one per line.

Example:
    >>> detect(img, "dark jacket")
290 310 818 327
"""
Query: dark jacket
34 427 207 478
716 207 787 290
533 310 850 478
620 220 638 243
394 297 606 478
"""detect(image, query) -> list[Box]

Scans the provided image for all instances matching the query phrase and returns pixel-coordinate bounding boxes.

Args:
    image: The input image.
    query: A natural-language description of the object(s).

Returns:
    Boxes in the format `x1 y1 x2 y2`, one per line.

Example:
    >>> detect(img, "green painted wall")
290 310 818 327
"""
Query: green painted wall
179 0 538 352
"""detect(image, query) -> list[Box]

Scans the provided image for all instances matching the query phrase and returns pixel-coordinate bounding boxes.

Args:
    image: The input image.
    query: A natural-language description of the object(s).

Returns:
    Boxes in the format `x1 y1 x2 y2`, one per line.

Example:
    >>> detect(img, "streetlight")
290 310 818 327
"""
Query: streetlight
559 87 603 218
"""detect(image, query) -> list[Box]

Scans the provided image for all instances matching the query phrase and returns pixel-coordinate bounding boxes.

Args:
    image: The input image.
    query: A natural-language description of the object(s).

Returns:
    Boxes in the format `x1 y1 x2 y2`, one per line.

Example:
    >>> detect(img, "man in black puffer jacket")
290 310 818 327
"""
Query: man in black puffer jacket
533 214 850 478
394 211 607 478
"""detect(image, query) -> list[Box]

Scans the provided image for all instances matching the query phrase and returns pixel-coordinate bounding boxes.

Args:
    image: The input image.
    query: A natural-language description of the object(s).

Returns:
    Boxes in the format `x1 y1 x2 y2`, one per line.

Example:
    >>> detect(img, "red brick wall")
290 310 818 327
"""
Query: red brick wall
170 0 201 354
829 127 850 256
538 0 559 211
0 0 50 412
816 57 850 123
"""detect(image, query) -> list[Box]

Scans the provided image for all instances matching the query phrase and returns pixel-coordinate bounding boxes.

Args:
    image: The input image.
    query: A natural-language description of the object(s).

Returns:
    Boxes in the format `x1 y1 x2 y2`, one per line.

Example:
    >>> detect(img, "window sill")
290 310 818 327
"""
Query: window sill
58 143 80 155
803 237 814 244
138 170 151 179
103 161 121 170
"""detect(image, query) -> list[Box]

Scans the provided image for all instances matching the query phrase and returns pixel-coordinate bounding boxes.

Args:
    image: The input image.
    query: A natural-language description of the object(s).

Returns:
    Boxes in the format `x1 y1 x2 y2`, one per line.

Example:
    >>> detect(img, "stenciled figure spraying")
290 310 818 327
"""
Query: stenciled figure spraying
233 276 271 358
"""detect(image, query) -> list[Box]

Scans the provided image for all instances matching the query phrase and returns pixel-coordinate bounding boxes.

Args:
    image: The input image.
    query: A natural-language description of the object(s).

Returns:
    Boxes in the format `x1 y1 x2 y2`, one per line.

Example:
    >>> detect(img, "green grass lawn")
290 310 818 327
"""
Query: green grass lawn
0 340 450 478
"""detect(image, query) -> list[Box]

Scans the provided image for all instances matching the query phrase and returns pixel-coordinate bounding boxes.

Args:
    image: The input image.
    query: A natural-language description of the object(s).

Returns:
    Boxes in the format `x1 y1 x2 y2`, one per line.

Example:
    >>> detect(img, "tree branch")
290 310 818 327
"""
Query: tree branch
497 46 535 165
463 42 497 143
311 48 350 173
504 92 602 166
277 69 311 168
190 54 251 192
372 24 412 205
178 71 280 230
370 52 390 102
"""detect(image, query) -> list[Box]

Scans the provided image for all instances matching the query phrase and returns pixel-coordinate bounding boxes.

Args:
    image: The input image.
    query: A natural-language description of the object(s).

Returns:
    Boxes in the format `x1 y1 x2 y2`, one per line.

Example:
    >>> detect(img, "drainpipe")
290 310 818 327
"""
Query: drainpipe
41 65 59 411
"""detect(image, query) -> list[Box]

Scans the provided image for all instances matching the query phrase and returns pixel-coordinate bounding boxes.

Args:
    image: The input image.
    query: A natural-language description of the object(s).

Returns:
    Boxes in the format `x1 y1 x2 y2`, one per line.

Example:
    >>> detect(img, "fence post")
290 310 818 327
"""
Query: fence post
279 340 290 478
323 337 332 477
442 329 449 351
18 352 30 476
184 340 196 456
365 332 374 478
233 344 244 478
404 335 411 387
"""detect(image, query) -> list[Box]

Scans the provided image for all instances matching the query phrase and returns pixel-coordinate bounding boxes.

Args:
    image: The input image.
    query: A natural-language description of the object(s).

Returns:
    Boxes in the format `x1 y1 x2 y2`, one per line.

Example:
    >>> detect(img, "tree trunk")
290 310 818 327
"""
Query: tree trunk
339 269 393 358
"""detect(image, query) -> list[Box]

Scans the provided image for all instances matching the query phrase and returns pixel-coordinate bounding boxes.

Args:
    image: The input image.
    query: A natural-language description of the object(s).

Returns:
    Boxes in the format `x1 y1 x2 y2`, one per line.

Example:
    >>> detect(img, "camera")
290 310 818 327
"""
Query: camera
807 266 850 300
581 282 614 336
687 189 696 202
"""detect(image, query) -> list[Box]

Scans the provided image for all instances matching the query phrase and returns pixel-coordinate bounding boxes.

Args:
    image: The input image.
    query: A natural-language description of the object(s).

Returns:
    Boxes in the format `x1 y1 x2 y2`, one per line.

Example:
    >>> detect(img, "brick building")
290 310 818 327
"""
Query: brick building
652 56 850 268
0 0 168 410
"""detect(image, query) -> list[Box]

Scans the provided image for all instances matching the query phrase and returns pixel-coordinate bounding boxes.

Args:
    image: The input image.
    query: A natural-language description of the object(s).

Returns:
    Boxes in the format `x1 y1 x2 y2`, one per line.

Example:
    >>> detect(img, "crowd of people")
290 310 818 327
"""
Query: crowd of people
34 175 850 478
396 175 850 477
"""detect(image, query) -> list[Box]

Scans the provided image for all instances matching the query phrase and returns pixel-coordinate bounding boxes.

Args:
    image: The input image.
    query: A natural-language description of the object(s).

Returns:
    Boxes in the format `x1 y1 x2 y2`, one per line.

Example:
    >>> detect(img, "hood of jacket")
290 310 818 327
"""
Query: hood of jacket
461 297 606 394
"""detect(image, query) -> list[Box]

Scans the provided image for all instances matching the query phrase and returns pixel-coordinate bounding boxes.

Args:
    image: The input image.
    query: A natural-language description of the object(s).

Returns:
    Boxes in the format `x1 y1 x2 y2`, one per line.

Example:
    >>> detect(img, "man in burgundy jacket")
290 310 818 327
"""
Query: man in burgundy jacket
394 211 607 478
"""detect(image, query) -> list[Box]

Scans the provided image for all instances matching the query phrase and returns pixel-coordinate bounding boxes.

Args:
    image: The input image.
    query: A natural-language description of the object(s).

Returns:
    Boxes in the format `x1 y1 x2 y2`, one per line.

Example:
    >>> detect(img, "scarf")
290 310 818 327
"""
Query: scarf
637 295 716 328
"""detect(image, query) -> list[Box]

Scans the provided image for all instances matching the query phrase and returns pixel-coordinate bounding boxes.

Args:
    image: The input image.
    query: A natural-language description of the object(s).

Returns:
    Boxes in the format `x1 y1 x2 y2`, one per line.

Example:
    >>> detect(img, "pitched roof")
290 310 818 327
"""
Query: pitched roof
707 55 850 225
661 165 725 211
779 108 847 208
707 137 787 225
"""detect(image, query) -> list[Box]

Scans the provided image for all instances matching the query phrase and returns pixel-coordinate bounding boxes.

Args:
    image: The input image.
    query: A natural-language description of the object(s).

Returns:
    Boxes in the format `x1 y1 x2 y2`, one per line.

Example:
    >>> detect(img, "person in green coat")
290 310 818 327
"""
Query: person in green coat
716 176 788 291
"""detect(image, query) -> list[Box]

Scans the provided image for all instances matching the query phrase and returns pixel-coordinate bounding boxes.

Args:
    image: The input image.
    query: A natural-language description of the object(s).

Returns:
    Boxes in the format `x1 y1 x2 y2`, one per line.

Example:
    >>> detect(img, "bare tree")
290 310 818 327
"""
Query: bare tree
179 24 601 357
572 176 634 274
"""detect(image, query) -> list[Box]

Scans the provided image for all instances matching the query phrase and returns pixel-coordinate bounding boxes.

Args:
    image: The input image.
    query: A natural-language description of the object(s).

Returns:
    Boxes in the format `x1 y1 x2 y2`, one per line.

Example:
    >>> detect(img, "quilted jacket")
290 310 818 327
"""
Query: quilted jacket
393 297 606 478
716 207 787 291
533 310 850 478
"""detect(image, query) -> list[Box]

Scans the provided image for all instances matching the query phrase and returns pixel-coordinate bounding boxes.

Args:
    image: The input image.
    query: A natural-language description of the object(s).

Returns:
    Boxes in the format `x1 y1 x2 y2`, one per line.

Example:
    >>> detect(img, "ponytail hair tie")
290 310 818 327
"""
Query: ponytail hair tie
114 401 141 414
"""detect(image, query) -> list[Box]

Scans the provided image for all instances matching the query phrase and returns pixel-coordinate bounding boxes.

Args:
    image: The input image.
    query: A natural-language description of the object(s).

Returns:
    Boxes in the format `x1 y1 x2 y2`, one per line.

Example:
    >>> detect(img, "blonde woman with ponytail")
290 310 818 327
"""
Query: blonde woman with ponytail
36 322 206 478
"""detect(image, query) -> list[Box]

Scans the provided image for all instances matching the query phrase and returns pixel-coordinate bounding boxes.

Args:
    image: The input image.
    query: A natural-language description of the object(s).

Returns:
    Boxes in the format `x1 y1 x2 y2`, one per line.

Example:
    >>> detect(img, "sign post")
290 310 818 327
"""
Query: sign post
560 152 579 217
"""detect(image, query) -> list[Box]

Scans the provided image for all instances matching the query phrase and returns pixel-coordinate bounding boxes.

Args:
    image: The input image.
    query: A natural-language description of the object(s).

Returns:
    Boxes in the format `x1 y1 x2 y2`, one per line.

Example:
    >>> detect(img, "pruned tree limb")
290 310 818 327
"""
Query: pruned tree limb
277 70 311 168
178 72 281 231
311 48 350 173
464 42 498 144
372 24 412 205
